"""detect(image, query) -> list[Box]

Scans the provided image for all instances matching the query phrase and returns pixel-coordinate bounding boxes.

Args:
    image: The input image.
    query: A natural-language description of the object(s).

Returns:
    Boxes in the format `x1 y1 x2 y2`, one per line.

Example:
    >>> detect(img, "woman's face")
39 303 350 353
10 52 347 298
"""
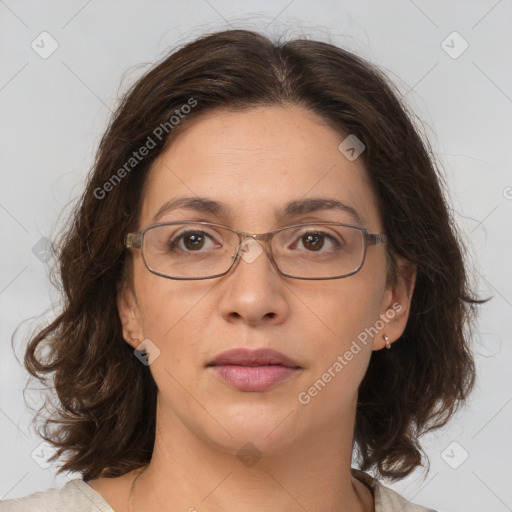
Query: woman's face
118 104 413 457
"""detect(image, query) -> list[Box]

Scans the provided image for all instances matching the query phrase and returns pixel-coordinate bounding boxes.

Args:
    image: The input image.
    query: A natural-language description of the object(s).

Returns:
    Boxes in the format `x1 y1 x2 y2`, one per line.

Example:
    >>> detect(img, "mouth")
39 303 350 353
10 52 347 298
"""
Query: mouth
206 348 301 392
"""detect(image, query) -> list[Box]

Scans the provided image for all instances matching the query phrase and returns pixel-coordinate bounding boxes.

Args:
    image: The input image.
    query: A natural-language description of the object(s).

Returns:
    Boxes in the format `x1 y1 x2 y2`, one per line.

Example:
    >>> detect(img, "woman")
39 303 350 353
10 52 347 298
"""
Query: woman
1 29 483 511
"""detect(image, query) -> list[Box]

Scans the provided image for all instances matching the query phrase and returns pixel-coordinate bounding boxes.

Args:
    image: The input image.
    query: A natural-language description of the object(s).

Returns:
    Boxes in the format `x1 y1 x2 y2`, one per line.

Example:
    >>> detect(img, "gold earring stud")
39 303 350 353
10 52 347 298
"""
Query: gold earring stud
383 333 391 350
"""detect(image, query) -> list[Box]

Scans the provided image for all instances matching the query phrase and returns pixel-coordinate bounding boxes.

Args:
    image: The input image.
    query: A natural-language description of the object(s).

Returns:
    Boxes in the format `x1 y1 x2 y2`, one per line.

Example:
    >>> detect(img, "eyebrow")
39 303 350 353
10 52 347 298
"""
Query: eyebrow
152 196 365 226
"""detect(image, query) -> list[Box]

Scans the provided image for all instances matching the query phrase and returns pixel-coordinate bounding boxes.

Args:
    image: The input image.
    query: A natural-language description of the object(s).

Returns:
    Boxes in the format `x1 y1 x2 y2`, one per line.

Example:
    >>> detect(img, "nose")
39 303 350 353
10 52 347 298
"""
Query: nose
217 239 290 325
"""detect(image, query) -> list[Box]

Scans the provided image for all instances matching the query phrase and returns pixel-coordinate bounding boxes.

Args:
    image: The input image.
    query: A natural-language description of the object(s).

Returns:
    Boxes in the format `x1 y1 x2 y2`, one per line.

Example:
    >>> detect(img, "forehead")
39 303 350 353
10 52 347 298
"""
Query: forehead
140 104 381 231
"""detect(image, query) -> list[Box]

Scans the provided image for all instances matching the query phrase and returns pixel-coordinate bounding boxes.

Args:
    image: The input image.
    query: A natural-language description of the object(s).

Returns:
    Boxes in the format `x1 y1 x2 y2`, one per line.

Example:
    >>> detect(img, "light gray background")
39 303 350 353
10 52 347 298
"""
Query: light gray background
1 1 511 511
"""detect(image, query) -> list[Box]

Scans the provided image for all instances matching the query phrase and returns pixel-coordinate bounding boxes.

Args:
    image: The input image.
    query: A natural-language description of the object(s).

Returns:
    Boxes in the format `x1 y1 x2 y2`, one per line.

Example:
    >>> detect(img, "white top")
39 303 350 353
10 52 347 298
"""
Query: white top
0 469 437 511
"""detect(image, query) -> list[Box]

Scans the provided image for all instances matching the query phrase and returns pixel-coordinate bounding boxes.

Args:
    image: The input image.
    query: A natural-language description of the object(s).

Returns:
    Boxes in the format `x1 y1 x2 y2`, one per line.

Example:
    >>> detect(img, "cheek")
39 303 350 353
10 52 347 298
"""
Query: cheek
303 273 385 379
133 267 216 372
312 269 385 339
133 269 188 348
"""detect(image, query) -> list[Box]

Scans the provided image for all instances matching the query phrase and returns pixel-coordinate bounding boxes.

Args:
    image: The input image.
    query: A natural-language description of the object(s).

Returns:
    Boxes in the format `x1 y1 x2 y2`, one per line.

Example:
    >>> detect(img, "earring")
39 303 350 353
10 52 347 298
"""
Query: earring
131 335 142 349
383 333 391 350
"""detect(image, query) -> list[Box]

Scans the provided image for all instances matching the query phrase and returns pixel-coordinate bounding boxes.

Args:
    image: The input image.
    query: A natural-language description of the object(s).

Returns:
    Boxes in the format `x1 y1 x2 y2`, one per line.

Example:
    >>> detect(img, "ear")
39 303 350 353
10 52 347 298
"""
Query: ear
117 283 144 349
372 259 417 351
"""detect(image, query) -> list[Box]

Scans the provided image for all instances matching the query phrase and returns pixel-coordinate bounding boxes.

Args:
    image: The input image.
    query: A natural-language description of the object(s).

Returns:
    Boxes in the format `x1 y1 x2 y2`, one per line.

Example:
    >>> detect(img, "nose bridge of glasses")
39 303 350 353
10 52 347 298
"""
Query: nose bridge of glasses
231 231 276 270
234 230 272 252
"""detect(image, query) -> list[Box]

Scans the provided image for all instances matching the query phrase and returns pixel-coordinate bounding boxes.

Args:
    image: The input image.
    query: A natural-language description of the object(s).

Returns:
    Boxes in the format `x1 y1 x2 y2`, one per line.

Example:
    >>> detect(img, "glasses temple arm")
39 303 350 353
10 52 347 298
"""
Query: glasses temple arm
367 233 388 245
125 232 142 250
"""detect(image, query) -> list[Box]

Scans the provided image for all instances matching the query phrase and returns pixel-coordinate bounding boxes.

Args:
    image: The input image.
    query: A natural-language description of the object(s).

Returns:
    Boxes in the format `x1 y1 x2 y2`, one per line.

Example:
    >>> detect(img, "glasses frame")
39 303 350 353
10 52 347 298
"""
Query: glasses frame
125 220 388 281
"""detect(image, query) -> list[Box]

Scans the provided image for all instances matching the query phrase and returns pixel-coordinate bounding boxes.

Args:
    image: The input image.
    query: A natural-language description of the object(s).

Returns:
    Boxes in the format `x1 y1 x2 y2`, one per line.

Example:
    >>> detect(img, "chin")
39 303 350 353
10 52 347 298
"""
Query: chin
207 426 298 462
199 402 304 455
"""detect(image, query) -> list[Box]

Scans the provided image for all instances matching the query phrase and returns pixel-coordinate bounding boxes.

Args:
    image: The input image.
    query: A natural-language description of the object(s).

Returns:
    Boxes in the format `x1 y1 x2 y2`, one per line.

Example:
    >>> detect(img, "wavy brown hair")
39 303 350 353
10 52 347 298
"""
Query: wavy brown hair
23 29 485 481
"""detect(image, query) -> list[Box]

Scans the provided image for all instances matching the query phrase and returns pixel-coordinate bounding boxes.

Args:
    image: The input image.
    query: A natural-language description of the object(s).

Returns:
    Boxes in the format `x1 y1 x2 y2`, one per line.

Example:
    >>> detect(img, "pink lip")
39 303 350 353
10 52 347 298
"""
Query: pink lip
207 348 301 392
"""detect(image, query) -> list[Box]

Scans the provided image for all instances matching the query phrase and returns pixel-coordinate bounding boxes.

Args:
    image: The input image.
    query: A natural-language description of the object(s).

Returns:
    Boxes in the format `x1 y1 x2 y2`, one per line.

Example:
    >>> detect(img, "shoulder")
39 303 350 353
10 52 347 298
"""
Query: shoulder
0 479 113 512
351 469 438 512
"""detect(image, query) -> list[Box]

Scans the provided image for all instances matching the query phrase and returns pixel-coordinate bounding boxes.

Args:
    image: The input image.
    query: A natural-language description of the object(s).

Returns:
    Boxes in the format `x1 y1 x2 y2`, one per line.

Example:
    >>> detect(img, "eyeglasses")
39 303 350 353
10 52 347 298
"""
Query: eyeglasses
124 221 388 280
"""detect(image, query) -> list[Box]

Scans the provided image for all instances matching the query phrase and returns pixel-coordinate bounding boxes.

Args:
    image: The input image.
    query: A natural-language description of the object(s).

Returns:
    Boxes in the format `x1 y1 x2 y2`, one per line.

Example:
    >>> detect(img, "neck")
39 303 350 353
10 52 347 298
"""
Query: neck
127 397 373 512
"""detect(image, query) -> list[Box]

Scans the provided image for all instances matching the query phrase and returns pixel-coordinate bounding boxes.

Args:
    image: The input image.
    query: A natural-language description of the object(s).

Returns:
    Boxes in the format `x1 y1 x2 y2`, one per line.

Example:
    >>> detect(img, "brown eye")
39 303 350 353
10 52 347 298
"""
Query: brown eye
289 229 341 253
301 233 325 251
169 229 221 253
182 233 205 251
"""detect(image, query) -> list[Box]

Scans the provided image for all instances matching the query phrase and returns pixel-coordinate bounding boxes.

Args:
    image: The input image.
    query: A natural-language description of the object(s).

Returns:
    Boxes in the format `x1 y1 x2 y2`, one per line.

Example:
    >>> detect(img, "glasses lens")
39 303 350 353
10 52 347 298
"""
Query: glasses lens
272 224 365 279
142 223 239 279
141 222 365 279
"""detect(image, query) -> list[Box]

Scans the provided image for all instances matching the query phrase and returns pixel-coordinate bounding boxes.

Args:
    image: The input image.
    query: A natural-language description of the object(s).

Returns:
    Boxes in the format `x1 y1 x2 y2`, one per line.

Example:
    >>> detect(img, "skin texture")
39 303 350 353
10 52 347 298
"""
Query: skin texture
89 104 416 512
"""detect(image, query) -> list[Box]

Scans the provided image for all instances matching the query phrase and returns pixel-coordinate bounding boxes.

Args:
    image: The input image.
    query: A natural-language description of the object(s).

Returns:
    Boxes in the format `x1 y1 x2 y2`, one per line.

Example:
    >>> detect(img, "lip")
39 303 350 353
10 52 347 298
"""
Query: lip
207 348 301 392
207 348 300 368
